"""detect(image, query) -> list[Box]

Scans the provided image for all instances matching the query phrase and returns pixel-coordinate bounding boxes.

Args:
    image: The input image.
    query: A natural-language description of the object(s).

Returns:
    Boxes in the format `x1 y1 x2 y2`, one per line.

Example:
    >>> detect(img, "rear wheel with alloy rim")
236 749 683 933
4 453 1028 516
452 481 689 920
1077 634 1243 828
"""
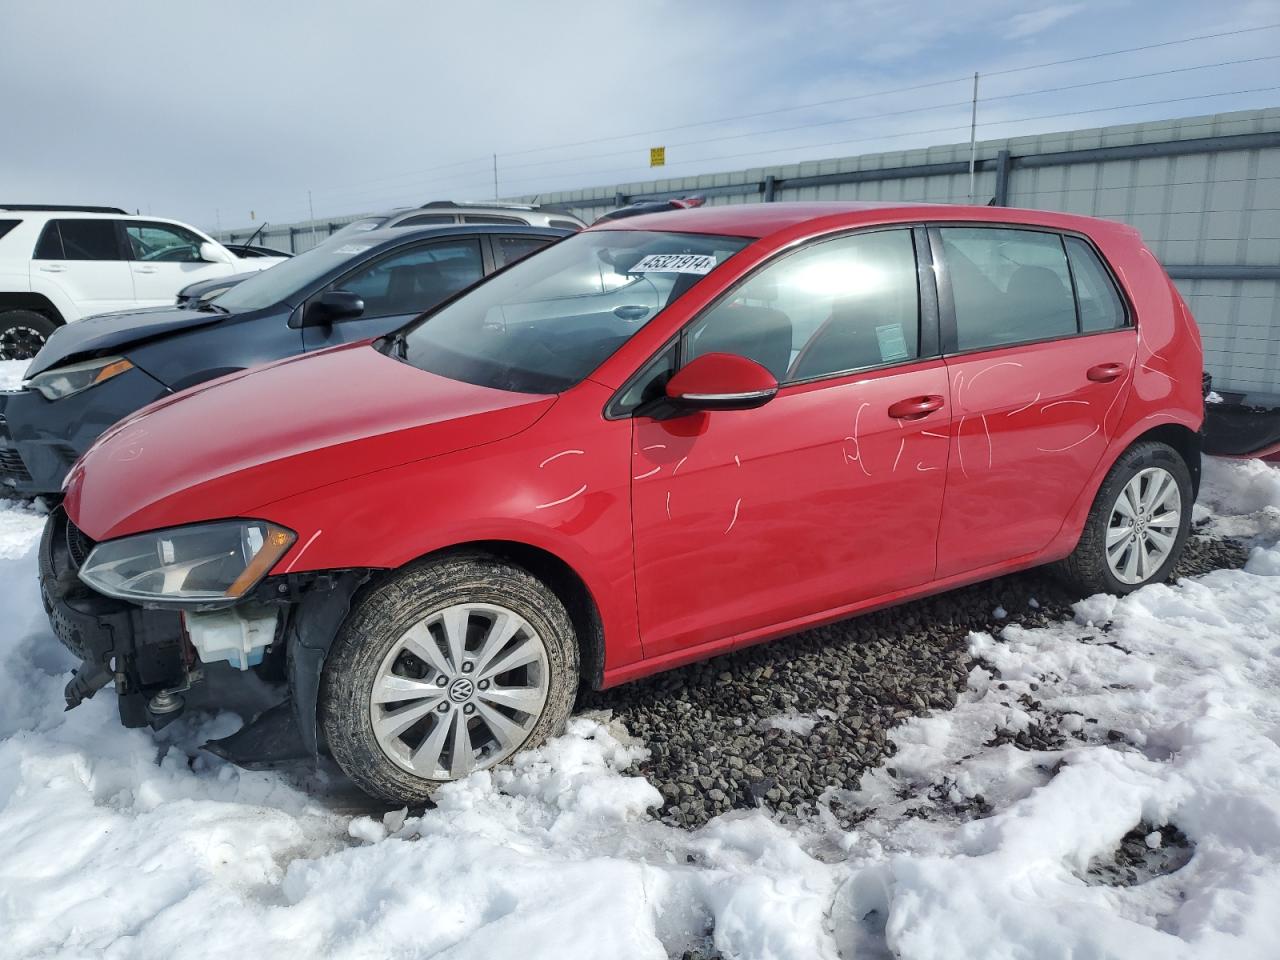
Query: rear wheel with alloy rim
0 310 57 361
320 554 579 804
1057 440 1193 596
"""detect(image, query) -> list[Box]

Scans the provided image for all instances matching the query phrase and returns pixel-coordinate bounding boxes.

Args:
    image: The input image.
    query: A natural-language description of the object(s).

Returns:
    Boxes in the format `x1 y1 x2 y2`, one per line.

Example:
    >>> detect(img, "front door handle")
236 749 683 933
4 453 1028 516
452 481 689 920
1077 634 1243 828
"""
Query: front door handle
1087 362 1125 382
134 265 159 274
888 395 945 420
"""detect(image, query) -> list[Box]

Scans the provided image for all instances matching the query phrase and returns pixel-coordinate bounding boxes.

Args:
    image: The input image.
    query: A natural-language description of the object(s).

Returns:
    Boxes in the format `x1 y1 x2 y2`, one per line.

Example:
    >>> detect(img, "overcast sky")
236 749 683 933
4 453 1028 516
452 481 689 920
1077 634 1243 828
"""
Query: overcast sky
2 0 1277 232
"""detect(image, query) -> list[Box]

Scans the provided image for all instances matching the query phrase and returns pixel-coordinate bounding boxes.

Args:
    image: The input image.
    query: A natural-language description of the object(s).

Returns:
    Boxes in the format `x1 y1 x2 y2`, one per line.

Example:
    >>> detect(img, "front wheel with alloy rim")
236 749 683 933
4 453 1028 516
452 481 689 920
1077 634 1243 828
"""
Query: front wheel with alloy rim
1056 440 1194 596
0 310 57 361
320 553 580 804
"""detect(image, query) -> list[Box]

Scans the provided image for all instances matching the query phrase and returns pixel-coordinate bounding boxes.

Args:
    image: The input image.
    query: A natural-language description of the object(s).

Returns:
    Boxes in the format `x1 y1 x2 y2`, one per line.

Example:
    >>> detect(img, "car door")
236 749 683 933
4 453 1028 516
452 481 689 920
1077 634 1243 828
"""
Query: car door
301 237 485 349
931 225 1137 578
30 219 135 317
628 227 951 657
124 221 232 305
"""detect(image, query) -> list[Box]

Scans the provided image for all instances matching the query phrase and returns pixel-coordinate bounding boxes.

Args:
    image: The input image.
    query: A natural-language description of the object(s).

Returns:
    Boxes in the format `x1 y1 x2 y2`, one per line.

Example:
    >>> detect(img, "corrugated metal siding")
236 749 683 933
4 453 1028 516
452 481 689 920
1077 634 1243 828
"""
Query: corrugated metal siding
216 107 1280 394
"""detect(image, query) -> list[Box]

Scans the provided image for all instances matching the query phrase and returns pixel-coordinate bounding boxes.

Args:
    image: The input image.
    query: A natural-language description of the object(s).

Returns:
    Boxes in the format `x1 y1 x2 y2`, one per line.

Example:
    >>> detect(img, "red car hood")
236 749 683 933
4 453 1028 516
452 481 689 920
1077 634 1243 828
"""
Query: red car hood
64 343 556 541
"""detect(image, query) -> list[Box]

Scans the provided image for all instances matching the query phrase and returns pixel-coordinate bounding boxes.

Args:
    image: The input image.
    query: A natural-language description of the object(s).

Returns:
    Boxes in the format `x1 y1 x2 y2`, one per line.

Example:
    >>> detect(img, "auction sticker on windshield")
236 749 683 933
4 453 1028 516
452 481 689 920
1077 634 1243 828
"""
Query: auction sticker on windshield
628 253 717 275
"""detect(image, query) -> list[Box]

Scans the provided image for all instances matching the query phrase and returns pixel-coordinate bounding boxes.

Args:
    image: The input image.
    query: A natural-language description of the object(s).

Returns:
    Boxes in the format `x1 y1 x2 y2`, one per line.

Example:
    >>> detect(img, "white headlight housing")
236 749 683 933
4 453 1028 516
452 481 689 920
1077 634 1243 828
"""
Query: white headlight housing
78 520 296 606
25 355 133 400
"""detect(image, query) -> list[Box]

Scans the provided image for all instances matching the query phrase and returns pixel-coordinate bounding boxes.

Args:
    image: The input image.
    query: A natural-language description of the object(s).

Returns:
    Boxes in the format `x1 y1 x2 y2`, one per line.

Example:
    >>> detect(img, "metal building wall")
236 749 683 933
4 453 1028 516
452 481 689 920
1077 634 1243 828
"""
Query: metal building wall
216 107 1280 395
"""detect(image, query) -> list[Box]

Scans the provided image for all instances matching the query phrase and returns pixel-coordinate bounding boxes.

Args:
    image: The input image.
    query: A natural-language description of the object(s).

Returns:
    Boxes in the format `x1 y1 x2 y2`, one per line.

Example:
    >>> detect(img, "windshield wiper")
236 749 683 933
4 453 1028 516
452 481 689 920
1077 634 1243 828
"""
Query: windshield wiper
382 330 408 360
197 302 230 314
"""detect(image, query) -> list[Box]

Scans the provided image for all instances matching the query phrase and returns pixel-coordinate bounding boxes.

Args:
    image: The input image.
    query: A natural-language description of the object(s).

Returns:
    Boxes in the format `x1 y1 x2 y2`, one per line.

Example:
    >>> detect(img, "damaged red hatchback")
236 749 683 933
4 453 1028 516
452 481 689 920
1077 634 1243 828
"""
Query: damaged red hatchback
44 202 1204 802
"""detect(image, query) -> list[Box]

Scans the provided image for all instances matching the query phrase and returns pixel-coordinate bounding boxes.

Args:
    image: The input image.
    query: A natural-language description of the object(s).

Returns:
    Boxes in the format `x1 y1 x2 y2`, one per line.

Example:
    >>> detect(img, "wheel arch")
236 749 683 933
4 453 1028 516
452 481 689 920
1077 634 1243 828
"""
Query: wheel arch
1132 422 1202 499
0 292 66 326
395 538 608 691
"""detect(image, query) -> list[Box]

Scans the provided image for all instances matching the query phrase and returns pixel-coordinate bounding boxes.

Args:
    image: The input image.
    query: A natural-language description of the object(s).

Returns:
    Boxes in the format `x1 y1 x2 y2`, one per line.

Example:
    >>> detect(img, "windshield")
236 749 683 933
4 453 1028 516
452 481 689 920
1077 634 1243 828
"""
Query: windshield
213 239 382 312
398 230 750 393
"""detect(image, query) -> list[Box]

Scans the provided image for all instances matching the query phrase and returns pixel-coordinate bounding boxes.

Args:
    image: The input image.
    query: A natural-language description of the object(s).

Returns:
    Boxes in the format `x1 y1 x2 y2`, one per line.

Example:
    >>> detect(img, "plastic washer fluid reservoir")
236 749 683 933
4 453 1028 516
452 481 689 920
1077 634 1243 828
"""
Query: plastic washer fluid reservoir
182 607 278 670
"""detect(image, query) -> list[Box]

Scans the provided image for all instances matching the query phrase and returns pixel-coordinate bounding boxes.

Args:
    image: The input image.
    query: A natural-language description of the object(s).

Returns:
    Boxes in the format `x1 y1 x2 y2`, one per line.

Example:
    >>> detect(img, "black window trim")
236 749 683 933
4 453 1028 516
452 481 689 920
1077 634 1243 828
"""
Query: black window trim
605 222 943 420
927 221 1133 360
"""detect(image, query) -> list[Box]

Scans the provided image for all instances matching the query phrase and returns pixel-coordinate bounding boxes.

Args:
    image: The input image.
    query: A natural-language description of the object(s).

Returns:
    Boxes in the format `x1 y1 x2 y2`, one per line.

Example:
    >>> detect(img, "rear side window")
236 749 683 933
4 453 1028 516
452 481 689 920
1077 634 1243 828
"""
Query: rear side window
39 219 124 260
685 229 921 383
396 214 456 226
1065 237 1126 332
940 227 1075 351
0 220 19 243
494 235 553 267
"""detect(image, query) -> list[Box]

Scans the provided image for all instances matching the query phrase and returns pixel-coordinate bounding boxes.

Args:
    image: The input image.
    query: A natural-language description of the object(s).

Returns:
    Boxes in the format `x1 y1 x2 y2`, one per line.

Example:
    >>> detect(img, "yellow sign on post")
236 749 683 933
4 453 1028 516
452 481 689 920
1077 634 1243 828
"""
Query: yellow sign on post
649 146 665 168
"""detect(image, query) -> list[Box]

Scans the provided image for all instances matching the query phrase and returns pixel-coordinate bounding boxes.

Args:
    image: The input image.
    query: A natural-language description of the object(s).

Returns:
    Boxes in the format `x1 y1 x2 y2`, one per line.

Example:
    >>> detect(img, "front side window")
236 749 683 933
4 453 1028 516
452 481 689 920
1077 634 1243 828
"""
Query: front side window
330 239 483 318
46 219 123 260
685 229 920 383
126 222 205 263
940 227 1076 351
399 230 751 394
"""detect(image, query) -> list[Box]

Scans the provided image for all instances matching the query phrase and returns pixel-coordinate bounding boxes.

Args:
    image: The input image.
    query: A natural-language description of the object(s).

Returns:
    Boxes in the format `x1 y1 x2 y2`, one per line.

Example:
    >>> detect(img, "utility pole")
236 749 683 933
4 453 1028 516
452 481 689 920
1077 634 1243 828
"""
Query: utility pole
308 190 316 247
492 154 499 200
968 72 980 203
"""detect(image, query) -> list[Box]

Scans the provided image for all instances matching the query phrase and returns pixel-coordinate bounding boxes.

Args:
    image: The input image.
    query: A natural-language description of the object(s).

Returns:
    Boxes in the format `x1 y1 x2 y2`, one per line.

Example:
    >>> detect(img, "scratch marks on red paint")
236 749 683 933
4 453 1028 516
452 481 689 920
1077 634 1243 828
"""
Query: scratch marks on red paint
725 497 742 534
535 484 587 509
892 437 906 472
672 456 688 475
539 449 584 468
1040 399 1090 412
633 466 661 480
1006 392 1041 416
916 462 940 472
843 402 872 477
283 529 323 573
1037 425 1100 453
665 491 672 520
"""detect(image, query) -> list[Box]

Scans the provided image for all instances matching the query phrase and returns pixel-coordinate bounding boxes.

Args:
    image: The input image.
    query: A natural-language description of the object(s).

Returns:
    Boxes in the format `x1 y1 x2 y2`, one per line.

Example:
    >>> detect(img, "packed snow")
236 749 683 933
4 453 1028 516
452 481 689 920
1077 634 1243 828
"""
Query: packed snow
0 359 28 391
0 458 1278 959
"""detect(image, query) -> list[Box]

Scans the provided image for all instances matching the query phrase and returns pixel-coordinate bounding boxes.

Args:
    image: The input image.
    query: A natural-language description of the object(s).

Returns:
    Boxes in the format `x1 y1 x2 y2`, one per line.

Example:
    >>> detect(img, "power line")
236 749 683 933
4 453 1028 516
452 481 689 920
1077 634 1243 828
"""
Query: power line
494 53 1280 178
493 84 1280 193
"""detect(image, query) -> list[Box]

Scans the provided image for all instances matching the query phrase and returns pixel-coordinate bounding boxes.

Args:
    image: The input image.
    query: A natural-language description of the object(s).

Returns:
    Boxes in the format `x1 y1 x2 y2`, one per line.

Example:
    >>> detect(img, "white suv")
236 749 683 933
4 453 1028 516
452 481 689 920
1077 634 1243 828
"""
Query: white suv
0 206 283 360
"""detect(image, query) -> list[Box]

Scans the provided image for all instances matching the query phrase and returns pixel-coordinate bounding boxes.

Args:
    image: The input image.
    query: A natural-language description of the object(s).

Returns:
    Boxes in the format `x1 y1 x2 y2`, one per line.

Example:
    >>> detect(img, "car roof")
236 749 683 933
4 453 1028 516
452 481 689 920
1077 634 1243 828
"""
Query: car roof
588 201 1134 240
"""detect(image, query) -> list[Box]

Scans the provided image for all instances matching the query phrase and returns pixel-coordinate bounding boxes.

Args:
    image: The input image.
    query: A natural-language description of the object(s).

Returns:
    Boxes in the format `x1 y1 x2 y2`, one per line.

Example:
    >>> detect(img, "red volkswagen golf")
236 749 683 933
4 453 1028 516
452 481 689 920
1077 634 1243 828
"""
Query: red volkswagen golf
43 202 1204 802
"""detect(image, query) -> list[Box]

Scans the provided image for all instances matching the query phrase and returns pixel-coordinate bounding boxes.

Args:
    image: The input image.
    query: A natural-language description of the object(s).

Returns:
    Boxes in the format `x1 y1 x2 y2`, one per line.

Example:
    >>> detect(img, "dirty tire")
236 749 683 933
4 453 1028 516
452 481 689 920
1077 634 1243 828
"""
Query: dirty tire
1056 440 1193 596
0 309 57 361
319 552 579 805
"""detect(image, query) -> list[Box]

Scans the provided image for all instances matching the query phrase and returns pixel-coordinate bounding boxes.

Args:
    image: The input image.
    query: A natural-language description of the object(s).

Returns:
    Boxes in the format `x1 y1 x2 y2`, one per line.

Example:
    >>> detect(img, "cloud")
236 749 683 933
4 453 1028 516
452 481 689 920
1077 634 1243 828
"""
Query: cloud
1005 3 1086 40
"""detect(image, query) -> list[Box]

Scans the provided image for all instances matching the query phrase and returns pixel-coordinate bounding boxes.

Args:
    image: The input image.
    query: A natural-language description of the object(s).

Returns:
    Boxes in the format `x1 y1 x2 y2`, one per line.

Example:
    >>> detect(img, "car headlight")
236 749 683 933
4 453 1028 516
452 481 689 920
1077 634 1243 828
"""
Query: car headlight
78 520 296 605
25 356 133 400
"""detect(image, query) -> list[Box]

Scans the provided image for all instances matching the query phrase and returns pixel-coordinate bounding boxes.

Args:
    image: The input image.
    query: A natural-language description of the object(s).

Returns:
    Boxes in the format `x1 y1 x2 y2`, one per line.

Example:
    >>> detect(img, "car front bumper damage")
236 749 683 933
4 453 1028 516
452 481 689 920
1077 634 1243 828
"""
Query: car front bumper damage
40 508 370 768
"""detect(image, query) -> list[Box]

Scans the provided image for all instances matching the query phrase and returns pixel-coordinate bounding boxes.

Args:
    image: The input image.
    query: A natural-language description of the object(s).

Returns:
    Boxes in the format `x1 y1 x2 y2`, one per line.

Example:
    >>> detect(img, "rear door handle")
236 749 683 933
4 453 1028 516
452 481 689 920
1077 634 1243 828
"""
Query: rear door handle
1087 362 1125 382
134 265 159 274
888 395 945 420
38 263 65 273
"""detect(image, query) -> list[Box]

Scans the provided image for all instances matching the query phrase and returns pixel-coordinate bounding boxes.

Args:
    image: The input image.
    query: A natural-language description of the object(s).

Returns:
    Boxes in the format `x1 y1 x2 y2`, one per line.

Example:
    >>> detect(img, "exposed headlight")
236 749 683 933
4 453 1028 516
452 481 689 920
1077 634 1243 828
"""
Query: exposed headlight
78 520 296 605
25 356 133 400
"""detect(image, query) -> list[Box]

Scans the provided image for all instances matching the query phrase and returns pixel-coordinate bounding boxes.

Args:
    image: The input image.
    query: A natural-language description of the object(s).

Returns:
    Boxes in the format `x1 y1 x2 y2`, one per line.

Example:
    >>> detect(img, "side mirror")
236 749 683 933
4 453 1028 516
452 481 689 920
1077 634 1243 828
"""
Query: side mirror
664 352 778 412
199 241 235 264
301 290 365 327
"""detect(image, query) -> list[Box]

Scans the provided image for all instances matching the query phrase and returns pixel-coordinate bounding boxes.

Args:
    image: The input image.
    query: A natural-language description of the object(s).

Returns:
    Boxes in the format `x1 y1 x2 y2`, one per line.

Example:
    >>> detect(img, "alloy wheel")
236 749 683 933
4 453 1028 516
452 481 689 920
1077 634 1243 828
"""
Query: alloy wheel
368 602 550 780
1106 466 1182 585
0 326 47 361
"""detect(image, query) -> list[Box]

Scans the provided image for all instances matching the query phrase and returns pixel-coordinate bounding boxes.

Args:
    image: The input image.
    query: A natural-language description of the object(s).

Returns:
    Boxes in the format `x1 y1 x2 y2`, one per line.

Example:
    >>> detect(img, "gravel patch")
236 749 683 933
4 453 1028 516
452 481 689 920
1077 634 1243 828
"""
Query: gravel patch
584 530 1249 828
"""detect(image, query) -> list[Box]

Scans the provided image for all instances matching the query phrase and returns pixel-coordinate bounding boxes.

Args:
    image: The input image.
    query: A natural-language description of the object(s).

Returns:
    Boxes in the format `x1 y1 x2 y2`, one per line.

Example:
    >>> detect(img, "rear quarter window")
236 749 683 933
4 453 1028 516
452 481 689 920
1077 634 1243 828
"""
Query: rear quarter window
0 220 20 243
1065 237 1127 332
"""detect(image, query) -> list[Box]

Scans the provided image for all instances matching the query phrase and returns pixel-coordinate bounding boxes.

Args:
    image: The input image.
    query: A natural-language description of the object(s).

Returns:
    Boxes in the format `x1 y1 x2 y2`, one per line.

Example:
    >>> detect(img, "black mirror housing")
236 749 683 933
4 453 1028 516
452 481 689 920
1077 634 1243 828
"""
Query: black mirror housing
300 290 364 328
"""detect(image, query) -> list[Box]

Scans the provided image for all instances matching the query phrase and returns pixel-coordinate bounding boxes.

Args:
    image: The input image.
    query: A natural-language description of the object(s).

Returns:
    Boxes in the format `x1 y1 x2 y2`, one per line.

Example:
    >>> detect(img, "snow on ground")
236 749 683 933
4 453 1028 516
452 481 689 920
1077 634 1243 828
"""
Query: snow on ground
0 360 28 391
0 459 1278 959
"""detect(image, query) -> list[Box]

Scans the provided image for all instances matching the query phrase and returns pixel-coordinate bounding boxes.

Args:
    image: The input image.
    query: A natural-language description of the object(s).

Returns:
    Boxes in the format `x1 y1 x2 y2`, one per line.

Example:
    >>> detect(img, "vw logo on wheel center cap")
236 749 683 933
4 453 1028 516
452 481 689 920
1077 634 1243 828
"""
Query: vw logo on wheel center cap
448 677 475 703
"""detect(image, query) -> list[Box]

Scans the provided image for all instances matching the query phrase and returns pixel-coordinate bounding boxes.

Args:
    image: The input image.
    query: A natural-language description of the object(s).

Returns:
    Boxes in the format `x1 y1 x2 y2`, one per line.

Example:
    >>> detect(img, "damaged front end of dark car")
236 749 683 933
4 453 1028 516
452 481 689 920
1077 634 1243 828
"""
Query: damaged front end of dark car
40 506 370 767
